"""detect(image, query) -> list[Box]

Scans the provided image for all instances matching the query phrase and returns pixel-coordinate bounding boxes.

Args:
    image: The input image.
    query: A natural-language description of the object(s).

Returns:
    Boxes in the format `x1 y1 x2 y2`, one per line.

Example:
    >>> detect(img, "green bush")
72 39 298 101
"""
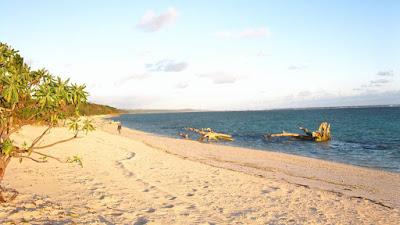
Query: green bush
0 42 94 202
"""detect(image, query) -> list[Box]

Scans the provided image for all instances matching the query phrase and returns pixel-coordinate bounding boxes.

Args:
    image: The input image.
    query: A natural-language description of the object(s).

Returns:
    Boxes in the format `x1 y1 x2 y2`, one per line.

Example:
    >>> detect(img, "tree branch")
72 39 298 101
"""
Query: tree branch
11 147 65 163
32 136 77 150
11 155 48 163
0 107 11 112
29 126 52 149
29 150 65 163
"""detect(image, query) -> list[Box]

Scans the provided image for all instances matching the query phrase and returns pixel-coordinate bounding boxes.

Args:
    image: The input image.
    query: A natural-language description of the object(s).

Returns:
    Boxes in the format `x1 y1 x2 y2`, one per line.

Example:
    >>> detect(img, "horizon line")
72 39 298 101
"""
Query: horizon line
116 103 400 114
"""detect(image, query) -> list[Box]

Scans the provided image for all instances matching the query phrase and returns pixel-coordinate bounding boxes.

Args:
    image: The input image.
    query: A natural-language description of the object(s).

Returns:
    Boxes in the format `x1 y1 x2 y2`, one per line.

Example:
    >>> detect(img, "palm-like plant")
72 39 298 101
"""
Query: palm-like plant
68 117 80 137
70 84 88 106
82 119 95 135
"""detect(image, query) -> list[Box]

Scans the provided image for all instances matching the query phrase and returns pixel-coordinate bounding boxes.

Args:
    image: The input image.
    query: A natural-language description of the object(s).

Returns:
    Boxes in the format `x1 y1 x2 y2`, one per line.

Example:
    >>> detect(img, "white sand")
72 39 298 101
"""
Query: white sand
1 117 399 224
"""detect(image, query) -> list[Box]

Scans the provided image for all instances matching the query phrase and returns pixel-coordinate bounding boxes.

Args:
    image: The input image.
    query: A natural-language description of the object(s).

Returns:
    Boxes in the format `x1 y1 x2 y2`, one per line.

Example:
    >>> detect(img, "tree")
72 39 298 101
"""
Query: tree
0 42 93 202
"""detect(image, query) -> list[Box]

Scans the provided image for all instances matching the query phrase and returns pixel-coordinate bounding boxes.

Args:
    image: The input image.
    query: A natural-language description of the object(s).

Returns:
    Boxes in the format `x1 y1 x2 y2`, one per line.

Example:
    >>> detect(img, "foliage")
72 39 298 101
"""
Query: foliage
0 42 94 196
82 119 95 134
74 102 122 116
1 139 13 156
67 155 83 168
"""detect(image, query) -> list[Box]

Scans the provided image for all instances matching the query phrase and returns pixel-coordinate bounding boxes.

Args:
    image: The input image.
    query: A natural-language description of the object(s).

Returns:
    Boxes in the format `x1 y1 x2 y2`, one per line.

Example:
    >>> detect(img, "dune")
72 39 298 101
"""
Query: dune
1 116 399 224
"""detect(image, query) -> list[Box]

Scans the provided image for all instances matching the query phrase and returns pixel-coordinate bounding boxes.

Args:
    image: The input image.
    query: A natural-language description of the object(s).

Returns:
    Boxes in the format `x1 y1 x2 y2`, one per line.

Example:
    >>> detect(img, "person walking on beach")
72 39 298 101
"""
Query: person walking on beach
117 122 122 134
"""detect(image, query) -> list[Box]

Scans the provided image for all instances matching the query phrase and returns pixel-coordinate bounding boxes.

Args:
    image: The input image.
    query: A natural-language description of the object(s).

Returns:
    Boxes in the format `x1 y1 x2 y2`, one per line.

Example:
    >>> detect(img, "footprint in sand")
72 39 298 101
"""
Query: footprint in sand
261 186 280 194
165 195 177 200
161 203 174 208
123 171 134 177
179 211 190 216
142 207 156 213
309 207 318 214
186 204 196 210
133 217 148 225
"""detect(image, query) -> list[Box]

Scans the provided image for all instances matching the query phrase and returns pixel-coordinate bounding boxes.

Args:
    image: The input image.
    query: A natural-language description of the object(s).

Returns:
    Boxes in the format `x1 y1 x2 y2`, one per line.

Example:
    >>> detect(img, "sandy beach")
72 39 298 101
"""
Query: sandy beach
1 117 399 224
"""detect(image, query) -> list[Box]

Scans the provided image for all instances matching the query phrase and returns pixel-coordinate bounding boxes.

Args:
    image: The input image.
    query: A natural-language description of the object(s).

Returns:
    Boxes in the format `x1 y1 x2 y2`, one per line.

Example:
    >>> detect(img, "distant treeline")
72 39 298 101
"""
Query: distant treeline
72 103 124 116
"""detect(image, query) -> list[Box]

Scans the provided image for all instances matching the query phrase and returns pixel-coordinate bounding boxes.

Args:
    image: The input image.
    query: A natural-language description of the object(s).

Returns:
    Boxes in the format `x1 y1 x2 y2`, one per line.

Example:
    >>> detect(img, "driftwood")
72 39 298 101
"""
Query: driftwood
266 122 331 142
185 127 234 142
178 132 189 139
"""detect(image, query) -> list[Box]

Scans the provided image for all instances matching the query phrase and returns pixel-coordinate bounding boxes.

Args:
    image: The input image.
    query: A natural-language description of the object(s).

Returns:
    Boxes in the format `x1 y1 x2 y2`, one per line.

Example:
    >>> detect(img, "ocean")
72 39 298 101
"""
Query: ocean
110 106 400 172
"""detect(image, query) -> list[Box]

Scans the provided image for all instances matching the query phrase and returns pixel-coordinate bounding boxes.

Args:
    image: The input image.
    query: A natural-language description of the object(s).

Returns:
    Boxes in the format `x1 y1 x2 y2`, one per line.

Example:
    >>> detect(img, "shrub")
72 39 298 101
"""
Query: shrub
0 42 93 202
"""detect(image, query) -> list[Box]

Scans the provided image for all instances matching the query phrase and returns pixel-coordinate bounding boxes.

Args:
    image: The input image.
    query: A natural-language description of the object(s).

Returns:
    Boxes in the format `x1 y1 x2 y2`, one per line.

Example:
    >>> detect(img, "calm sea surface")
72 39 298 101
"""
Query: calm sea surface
110 107 400 172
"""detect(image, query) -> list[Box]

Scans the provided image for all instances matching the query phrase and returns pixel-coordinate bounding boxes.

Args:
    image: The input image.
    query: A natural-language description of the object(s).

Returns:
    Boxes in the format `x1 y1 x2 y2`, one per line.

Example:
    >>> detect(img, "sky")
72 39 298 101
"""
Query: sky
1 0 399 110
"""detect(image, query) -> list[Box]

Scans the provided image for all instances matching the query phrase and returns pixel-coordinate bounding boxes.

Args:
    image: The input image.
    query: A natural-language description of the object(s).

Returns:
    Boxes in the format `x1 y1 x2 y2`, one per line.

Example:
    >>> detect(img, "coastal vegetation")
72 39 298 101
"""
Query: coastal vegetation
0 42 95 202
67 102 122 116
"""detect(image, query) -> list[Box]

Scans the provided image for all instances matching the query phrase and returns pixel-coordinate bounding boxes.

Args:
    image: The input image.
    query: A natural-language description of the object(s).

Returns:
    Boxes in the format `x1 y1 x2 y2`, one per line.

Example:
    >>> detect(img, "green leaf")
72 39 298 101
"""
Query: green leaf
1 139 14 156
67 155 83 167
82 119 95 134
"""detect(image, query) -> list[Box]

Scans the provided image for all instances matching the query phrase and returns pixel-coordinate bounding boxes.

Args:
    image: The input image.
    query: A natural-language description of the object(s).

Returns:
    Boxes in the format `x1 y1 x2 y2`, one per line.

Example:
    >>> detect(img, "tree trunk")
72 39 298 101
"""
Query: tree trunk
266 132 314 141
0 157 10 202
0 157 7 182
0 158 6 202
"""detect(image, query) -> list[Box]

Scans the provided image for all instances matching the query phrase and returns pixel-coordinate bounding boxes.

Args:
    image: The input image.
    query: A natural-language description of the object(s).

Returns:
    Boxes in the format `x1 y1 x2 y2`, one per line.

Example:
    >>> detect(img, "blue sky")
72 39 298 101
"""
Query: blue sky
1 0 399 109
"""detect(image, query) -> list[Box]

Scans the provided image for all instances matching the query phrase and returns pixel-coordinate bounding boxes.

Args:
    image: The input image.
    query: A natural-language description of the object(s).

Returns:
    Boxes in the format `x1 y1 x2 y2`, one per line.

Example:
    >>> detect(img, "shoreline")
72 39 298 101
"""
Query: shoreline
99 117 400 209
108 116 398 175
1 116 399 224
106 113 400 174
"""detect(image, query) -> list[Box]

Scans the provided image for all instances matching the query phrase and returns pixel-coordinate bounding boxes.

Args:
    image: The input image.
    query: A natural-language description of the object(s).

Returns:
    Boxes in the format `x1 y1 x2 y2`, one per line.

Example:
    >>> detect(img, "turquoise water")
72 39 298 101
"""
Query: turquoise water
110 107 400 172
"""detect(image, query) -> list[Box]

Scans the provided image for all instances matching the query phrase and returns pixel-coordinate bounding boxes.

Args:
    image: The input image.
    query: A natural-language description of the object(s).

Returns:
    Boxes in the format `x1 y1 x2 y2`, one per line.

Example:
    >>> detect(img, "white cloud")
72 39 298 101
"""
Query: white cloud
297 90 312 98
215 31 234 39
146 59 188 72
354 77 394 92
215 27 270 39
137 50 152 58
91 95 164 109
256 50 267 57
353 70 396 91
376 70 394 77
174 82 189 89
114 73 148 86
136 7 178 32
239 27 270 38
214 76 236 84
288 65 307 70
369 78 391 87
197 72 237 84
295 90 400 108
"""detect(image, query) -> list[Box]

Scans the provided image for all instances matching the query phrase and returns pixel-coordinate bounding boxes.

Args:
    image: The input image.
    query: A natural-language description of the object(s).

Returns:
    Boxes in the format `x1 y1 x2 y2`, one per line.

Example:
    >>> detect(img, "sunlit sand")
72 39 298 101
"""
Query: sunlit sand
1 117 399 224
